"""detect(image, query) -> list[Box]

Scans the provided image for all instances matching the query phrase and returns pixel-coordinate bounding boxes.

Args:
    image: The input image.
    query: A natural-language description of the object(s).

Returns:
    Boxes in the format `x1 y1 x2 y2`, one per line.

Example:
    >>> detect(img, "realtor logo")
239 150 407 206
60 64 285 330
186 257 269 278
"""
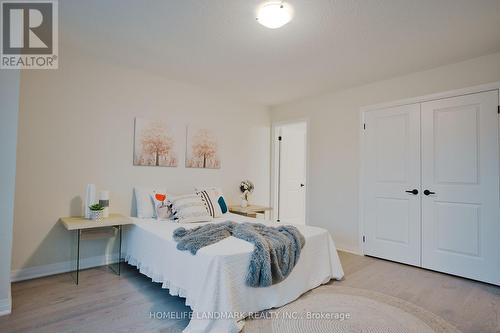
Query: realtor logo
1 0 58 69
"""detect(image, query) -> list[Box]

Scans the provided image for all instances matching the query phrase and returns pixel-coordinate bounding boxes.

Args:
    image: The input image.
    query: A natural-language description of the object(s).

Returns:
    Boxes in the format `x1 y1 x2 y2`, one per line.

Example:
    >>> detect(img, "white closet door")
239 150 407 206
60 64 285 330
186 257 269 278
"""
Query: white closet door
364 104 421 266
421 90 500 285
279 123 307 224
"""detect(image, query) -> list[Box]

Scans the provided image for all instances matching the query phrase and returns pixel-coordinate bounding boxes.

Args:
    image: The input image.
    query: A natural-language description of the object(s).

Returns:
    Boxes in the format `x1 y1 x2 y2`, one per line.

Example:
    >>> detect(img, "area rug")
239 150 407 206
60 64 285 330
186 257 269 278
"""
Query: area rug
244 286 461 333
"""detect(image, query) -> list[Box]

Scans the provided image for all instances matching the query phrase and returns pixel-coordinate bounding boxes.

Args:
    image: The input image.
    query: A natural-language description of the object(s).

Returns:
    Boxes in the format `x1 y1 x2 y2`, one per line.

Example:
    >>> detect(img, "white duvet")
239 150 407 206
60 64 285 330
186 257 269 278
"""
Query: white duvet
123 213 344 333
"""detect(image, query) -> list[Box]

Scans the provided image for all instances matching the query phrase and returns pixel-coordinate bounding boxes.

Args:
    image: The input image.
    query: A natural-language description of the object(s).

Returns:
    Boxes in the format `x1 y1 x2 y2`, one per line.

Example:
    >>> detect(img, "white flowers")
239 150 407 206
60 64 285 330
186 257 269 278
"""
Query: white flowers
240 180 254 201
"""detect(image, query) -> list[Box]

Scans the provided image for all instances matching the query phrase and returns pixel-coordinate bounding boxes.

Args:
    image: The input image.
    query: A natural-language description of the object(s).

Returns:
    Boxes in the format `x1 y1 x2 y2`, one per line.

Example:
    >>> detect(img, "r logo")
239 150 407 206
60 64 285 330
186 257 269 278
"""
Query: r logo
2 2 53 54
1 0 57 69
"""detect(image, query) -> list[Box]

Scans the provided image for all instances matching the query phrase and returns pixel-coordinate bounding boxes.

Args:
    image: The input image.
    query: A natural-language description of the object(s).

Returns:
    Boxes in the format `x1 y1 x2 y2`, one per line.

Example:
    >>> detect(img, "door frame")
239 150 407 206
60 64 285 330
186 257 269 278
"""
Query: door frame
359 81 500 256
271 118 310 223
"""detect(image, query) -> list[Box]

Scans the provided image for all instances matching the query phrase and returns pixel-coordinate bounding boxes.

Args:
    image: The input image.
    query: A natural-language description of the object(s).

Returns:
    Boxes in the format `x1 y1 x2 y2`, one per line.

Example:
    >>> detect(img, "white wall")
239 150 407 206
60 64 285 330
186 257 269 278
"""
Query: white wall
0 70 20 315
271 52 500 254
11 48 270 278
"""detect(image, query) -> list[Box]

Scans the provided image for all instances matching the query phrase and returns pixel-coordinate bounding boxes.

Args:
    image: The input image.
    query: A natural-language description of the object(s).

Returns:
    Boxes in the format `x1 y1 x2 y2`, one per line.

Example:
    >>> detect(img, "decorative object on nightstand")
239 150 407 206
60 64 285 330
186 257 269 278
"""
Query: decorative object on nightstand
88 203 105 221
229 204 272 219
99 190 110 218
84 183 96 218
60 213 133 285
239 180 254 207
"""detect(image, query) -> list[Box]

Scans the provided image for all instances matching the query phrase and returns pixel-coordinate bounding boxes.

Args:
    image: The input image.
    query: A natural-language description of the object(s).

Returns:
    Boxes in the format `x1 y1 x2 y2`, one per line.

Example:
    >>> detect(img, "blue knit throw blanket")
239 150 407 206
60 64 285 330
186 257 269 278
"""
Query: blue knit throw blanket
172 221 305 287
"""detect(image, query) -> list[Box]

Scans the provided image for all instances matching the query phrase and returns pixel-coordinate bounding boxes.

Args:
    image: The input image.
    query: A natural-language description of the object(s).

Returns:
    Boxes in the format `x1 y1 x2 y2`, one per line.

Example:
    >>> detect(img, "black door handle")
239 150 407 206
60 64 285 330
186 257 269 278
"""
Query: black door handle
300 184 305 187
405 189 418 195
423 190 435 196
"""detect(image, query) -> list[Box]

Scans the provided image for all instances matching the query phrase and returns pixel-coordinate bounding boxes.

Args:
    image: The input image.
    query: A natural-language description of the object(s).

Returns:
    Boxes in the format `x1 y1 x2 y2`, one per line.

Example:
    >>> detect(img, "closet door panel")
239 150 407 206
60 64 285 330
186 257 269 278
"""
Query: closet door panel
363 104 421 266
421 90 500 285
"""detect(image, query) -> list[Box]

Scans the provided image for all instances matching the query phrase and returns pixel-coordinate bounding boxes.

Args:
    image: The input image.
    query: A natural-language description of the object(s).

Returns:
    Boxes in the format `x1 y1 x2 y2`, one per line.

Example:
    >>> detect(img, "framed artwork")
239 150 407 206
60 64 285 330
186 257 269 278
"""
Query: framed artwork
133 118 181 167
185 125 221 169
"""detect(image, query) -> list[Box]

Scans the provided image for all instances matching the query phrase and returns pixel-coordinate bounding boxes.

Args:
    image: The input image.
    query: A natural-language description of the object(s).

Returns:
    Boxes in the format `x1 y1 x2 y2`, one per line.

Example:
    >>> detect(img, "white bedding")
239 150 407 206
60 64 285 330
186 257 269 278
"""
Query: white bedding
123 213 344 333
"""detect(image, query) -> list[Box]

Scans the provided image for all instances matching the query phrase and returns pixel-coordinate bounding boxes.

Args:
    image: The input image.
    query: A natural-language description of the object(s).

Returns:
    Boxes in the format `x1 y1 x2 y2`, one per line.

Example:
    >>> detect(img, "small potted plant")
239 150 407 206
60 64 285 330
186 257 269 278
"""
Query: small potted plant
89 203 105 221
239 180 254 207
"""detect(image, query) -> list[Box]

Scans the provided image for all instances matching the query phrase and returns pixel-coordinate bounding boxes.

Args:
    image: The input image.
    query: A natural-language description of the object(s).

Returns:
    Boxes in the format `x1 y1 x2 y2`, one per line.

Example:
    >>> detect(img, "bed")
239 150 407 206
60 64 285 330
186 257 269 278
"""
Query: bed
122 213 344 333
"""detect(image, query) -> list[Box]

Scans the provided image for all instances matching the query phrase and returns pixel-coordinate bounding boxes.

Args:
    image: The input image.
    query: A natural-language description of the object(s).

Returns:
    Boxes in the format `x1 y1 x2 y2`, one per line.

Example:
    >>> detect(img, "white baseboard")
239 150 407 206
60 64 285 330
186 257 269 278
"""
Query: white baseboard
0 297 11 316
11 254 120 282
337 247 363 256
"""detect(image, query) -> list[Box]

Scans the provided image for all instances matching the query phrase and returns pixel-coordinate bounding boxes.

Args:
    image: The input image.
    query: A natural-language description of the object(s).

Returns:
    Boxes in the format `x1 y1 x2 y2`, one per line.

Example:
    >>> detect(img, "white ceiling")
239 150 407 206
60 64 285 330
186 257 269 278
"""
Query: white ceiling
60 0 500 105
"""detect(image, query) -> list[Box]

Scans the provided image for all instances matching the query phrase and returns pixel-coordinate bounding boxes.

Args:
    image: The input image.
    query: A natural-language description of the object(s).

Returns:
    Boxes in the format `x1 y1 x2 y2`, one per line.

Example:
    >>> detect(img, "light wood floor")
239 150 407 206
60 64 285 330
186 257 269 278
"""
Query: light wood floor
1 252 499 333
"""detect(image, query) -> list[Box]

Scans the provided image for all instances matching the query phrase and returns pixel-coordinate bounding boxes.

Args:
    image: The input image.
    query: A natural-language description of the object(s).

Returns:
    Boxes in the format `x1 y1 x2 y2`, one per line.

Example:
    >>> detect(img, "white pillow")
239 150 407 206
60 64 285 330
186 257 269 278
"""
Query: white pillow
195 186 228 214
196 189 223 218
150 191 171 220
134 187 166 218
168 194 212 223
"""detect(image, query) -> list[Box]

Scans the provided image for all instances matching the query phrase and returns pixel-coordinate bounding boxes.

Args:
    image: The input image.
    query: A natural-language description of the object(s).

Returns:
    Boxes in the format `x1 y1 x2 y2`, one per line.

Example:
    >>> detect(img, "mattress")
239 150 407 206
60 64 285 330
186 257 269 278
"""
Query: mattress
122 213 344 333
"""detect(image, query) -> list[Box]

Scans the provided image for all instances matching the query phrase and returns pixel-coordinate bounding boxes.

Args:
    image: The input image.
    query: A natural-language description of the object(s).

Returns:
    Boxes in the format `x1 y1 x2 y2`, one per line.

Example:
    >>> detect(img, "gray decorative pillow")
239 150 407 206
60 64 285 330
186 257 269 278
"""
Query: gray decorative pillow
168 194 212 223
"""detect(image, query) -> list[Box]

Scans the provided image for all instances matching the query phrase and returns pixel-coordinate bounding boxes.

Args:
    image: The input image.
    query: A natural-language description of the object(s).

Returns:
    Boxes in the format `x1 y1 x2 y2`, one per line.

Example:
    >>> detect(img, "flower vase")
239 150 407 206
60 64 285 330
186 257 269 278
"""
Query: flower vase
240 199 248 208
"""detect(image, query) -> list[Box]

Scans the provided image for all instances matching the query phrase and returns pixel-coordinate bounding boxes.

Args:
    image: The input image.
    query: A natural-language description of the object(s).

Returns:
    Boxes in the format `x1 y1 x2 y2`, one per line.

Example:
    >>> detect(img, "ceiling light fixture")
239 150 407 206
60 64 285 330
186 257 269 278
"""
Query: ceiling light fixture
256 1 293 29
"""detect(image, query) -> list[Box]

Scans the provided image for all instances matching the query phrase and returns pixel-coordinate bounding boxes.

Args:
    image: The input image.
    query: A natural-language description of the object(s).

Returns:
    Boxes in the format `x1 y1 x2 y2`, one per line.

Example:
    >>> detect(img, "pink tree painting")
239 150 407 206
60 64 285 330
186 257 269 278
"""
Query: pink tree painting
186 127 221 169
134 118 179 167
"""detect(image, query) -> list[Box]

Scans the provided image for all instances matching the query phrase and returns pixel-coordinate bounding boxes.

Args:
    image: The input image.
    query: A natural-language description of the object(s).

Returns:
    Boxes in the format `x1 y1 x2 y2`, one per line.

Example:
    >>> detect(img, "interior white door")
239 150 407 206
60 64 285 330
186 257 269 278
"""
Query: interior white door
421 90 500 285
278 122 307 224
363 104 421 266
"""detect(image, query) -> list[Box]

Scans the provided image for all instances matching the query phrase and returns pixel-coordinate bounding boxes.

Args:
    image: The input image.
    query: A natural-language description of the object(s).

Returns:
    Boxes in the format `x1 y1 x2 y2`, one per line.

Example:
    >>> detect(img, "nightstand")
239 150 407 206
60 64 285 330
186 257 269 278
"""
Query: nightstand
60 214 133 285
229 205 272 219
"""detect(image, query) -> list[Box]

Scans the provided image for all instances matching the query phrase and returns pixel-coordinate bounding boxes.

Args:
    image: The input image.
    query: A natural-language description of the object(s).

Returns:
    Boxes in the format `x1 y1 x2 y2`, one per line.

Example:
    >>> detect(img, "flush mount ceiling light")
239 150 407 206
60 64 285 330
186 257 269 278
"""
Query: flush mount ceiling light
256 1 294 29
